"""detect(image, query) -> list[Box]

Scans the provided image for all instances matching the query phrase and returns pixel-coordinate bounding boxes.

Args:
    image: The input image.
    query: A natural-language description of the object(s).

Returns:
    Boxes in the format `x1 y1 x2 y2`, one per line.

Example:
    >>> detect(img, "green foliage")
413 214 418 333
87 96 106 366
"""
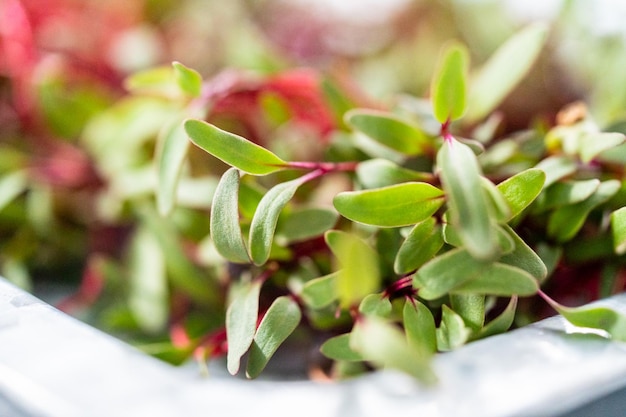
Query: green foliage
7 11 626 386
152 26 626 381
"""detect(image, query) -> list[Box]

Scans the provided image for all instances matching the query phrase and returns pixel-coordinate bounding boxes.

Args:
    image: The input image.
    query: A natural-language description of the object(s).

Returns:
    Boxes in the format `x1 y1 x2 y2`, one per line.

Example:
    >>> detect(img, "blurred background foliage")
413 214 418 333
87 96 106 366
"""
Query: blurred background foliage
2 0 626 361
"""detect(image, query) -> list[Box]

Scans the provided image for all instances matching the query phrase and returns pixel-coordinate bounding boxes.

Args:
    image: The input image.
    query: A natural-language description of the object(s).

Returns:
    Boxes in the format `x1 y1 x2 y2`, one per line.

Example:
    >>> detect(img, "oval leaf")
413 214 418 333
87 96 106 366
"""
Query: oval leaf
210 168 250 263
358 294 392 318
185 119 286 175
249 177 306 265
431 42 469 123
301 272 338 309
537 179 600 212
226 280 262 375
246 296 302 378
0 170 28 212
467 23 548 122
320 333 363 362
497 168 546 220
438 138 499 260
450 294 485 331
356 159 434 189
541 292 626 342
394 218 444 274
325 231 380 309
129 227 168 334
156 119 190 216
436 305 470 351
172 61 203 97
334 182 444 227
345 109 429 155
611 207 626 255
534 155 577 187
452 263 539 296
415 248 488 300
403 300 437 357
276 207 338 243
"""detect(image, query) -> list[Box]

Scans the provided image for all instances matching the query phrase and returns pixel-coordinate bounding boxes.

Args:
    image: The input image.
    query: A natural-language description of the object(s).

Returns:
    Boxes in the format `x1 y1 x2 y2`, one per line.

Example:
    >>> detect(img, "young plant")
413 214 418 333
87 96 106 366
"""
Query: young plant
164 23 626 382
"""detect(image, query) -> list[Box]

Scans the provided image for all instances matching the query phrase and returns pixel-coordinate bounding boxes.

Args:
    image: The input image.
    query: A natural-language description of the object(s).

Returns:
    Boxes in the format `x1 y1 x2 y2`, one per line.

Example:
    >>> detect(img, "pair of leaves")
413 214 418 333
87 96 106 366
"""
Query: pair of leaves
414 248 539 300
431 24 547 124
226 281 302 377
211 168 309 265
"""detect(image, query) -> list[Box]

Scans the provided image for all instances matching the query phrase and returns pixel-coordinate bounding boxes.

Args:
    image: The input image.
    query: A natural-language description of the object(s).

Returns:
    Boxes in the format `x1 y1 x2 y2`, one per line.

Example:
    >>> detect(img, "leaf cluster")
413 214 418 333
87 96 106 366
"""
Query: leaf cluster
151 24 626 382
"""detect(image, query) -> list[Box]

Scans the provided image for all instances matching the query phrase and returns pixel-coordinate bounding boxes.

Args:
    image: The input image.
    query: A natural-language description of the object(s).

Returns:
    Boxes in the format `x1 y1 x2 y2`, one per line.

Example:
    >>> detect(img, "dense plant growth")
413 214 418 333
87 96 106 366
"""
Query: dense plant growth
4 1 626 383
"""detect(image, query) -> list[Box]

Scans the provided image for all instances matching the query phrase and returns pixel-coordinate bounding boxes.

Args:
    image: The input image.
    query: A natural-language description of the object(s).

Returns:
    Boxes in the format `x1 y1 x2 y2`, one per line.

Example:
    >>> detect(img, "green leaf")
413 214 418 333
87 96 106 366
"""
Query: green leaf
333 182 444 227
172 61 203 97
452 263 539 296
325 231 380 309
128 227 168 334
276 207 338 243
320 333 363 362
450 294 484 331
534 155 577 187
548 180 621 242
541 293 626 341
403 300 437 357
498 225 548 282
414 248 488 300
534 179 600 212
156 118 190 216
580 132 626 163
356 159 434 189
300 272 338 309
136 203 217 304
436 305 470 351
611 207 626 255
481 177 511 223
184 119 286 175
123 66 179 96
358 294 392 318
394 218 444 274
249 176 307 265
431 41 469 123
246 296 301 378
345 109 429 155
438 138 499 260
226 280 262 375
497 168 546 220
467 23 548 122
0 170 27 212
474 296 518 339
210 168 250 263
351 318 436 383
